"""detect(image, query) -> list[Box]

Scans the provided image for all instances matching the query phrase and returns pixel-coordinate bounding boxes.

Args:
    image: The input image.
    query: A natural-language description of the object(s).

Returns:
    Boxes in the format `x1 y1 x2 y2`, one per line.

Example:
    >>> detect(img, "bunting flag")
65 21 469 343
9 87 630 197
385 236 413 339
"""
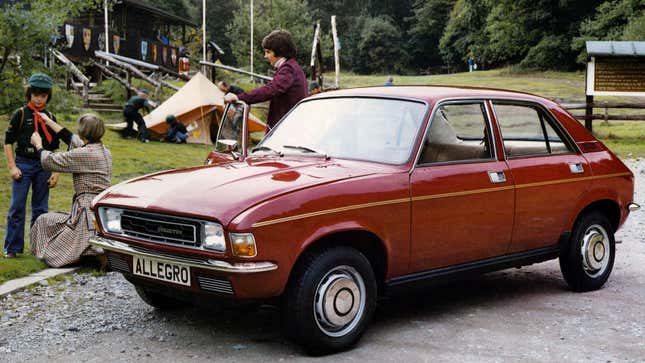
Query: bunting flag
82 28 92 51
65 24 74 48
141 41 148 60
113 35 120 54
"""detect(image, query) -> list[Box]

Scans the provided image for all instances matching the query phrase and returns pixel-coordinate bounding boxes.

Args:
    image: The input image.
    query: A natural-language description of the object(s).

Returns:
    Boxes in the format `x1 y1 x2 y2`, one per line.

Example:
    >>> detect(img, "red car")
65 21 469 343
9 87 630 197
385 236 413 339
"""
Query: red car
90 86 639 354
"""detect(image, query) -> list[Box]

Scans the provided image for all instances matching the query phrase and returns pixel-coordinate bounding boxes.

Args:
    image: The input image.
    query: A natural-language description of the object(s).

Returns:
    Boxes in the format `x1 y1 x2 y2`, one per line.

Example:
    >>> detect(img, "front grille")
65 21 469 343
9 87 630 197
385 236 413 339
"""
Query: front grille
107 254 130 273
120 210 201 247
197 276 234 295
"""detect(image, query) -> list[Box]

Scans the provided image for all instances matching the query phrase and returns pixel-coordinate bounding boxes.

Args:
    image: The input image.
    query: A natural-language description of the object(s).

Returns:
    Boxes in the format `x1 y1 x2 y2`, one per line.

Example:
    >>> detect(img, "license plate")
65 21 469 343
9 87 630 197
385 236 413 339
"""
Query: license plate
133 255 191 286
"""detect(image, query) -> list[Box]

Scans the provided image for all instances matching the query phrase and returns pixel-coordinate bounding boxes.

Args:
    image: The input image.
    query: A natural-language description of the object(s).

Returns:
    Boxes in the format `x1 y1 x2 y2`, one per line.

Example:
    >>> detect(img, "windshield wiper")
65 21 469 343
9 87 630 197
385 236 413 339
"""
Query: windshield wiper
251 145 282 156
283 145 329 159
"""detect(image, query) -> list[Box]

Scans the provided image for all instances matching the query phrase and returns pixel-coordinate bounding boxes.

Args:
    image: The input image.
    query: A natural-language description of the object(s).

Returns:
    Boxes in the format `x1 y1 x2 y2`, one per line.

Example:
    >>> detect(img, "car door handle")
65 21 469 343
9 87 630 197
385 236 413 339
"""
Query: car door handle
569 163 584 174
488 171 507 183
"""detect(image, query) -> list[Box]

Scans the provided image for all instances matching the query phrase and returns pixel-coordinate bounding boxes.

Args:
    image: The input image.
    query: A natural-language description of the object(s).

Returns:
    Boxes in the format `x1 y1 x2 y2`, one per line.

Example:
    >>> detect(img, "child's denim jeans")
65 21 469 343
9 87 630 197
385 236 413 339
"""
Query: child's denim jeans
4 156 51 254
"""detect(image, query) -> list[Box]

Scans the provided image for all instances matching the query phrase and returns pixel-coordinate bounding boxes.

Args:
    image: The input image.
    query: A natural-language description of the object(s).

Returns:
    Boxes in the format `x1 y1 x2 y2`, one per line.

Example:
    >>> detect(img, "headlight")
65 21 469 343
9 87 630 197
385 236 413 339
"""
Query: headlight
98 207 123 233
203 222 226 252
230 233 257 257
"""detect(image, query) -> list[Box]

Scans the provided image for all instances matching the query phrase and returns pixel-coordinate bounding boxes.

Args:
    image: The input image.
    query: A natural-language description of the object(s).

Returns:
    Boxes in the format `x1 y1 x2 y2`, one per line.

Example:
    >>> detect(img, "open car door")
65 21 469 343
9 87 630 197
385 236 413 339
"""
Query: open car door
205 102 250 164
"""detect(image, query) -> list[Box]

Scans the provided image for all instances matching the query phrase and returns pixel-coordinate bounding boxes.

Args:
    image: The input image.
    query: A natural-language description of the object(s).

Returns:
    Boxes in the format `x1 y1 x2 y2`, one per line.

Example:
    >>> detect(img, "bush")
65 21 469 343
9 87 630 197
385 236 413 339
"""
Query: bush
520 35 575 71
355 16 409 74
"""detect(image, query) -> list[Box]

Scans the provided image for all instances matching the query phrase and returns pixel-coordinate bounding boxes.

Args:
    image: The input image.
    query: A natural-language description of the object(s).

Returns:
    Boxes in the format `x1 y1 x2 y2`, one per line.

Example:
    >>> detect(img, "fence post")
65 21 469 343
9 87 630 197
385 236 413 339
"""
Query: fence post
585 95 594 131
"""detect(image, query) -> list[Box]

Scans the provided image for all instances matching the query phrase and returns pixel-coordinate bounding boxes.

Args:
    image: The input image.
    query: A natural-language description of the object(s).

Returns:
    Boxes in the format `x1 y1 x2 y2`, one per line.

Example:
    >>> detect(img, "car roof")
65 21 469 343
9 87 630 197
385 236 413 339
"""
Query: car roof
317 86 547 104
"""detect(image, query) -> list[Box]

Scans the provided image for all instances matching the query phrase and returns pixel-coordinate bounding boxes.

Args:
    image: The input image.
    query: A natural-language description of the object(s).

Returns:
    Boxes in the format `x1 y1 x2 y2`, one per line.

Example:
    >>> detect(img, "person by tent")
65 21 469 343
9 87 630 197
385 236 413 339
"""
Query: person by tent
224 29 307 130
162 115 188 144
309 80 321 95
178 46 190 76
217 81 244 95
120 90 155 143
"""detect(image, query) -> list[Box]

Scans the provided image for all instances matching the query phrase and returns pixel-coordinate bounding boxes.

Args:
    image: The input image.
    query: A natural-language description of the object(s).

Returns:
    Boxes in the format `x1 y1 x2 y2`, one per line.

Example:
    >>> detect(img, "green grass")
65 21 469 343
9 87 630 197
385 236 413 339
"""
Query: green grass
1 68 644 283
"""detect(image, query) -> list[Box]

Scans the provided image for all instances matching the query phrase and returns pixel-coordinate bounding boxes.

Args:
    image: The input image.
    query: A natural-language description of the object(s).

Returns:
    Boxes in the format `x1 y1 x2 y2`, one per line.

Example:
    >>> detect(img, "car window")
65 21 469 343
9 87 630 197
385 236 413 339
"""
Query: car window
260 98 426 164
418 102 494 164
494 103 572 157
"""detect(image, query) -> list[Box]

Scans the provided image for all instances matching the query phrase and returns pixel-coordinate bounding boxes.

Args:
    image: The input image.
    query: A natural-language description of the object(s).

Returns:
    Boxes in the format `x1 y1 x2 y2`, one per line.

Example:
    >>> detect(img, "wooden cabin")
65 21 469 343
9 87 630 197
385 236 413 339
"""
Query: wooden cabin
60 0 196 71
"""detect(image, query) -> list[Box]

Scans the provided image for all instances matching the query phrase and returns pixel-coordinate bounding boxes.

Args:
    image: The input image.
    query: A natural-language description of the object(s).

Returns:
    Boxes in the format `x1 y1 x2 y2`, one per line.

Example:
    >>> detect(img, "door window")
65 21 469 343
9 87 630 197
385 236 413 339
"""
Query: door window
494 103 572 157
418 102 494 164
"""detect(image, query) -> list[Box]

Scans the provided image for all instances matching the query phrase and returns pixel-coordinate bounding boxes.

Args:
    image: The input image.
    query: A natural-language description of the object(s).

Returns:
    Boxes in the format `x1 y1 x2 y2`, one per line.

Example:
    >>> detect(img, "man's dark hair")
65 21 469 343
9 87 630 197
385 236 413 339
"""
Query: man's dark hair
26 86 53 103
261 29 297 59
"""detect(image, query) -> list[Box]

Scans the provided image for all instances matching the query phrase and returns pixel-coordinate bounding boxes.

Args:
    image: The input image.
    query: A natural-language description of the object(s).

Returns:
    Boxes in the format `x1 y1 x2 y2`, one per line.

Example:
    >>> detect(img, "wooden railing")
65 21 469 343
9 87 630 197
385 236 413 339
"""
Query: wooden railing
51 49 90 105
558 100 645 131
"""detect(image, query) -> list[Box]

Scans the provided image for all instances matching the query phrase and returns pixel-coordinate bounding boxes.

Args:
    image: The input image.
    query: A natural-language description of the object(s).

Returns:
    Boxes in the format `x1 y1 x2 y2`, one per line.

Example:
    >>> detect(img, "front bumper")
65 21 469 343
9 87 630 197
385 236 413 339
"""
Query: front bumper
89 236 282 299
89 236 278 273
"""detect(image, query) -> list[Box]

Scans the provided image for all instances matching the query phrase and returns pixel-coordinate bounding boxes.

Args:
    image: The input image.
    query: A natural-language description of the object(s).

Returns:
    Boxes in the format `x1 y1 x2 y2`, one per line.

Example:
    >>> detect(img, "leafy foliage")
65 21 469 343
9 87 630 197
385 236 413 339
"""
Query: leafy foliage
226 0 315 75
0 0 99 113
573 0 645 63
355 16 409 74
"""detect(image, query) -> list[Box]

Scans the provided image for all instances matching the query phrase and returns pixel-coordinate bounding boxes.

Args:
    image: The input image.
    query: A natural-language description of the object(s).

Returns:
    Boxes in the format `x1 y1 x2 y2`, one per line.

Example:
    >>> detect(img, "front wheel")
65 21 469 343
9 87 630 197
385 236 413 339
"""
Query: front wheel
282 246 377 355
559 211 615 292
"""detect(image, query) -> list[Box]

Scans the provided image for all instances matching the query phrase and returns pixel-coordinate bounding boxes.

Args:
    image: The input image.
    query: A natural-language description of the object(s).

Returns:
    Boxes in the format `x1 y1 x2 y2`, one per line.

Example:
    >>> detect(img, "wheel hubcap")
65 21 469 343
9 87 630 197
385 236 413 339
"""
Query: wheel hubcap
314 266 366 337
581 224 610 277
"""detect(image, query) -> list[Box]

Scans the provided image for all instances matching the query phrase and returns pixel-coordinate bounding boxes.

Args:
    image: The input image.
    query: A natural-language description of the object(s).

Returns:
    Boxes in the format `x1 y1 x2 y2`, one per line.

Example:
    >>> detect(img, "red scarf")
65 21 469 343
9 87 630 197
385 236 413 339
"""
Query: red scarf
27 102 52 143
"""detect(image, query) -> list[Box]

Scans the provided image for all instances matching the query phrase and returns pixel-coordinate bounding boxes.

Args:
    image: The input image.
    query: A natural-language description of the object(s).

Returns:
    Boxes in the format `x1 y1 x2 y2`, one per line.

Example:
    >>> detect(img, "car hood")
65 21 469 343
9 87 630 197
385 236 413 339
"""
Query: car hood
94 156 385 226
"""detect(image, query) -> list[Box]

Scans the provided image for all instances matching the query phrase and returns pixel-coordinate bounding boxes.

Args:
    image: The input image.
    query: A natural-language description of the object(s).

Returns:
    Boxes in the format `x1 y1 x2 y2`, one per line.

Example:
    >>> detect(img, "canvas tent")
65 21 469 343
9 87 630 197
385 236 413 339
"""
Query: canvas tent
107 72 266 143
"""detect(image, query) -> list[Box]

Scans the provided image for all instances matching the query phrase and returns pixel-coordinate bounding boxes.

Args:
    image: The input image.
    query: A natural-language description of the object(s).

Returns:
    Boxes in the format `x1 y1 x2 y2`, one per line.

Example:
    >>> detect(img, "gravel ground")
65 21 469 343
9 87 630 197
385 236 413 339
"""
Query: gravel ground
1 159 644 362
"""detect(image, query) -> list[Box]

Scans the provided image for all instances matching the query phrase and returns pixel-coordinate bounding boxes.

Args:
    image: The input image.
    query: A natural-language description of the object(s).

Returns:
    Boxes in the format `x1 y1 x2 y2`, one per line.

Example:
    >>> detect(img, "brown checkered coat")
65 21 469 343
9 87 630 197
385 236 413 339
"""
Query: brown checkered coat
30 135 112 267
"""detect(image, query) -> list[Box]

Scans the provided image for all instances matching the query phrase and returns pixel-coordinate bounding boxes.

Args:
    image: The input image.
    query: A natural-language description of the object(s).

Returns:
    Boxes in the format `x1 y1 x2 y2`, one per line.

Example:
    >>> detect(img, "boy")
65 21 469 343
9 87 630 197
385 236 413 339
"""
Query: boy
121 89 155 143
4 73 60 258
163 115 188 144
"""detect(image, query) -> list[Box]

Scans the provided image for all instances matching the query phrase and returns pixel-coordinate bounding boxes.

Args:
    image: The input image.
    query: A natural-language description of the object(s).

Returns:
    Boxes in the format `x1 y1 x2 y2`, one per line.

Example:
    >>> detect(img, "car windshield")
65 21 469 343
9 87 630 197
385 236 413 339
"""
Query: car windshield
259 97 427 164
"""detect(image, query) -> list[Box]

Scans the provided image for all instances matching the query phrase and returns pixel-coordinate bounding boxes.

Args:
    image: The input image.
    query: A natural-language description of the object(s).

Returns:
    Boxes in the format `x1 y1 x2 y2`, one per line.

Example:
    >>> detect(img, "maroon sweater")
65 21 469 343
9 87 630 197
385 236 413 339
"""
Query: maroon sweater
238 58 307 129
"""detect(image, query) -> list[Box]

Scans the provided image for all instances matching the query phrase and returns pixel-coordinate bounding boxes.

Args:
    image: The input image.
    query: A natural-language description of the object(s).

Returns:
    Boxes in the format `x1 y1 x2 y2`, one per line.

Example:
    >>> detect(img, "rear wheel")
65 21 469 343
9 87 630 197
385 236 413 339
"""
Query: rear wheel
134 285 184 309
559 211 615 292
282 246 377 355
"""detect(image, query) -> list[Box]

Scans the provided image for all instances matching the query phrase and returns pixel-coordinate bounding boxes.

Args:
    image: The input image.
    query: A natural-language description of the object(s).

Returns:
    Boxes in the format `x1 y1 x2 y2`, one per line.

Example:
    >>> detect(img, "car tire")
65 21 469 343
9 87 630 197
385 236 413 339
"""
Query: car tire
134 285 184 309
559 211 615 292
282 246 377 355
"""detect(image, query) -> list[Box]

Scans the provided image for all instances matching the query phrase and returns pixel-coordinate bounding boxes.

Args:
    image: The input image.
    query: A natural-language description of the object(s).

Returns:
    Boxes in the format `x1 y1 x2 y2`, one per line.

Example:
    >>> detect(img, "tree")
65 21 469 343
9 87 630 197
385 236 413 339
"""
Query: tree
226 0 314 75
0 0 99 113
439 0 490 71
407 0 456 72
573 0 645 63
355 16 409 74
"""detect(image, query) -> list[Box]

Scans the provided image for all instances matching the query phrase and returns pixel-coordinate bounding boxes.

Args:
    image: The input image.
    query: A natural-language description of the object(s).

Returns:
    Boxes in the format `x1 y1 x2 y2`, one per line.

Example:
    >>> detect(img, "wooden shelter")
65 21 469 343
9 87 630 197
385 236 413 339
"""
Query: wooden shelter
60 1 196 71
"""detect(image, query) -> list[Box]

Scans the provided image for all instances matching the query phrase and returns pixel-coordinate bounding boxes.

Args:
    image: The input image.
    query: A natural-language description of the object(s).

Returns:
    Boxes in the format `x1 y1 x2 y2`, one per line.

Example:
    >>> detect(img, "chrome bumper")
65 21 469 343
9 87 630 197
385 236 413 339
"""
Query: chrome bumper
89 236 278 274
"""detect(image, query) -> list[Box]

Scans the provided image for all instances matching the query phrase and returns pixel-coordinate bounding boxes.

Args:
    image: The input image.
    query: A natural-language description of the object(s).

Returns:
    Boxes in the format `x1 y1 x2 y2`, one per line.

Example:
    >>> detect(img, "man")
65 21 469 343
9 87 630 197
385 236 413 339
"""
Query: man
217 81 244 95
224 29 307 130
121 90 155 143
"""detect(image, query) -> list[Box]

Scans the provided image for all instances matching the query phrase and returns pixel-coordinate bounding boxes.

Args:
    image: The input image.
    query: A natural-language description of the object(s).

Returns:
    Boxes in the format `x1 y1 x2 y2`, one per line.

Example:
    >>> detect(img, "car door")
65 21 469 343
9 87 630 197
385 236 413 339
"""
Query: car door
491 101 592 253
410 100 515 272
205 102 249 164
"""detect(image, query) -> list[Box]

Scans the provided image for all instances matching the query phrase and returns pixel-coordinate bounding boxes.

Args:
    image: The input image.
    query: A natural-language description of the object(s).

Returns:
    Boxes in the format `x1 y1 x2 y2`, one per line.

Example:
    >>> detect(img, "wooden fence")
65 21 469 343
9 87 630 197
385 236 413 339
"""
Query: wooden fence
559 101 645 131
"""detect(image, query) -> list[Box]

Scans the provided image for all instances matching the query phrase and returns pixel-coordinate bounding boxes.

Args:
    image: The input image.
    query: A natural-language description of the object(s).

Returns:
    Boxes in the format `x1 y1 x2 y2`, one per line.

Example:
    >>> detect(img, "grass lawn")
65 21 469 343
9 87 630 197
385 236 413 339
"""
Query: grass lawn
1 68 643 283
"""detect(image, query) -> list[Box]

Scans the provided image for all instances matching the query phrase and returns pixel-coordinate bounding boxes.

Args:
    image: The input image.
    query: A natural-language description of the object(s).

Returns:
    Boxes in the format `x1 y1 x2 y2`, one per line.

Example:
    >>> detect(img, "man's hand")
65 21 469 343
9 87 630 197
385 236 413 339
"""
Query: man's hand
223 93 239 104
9 166 22 181
48 173 59 188
31 132 43 149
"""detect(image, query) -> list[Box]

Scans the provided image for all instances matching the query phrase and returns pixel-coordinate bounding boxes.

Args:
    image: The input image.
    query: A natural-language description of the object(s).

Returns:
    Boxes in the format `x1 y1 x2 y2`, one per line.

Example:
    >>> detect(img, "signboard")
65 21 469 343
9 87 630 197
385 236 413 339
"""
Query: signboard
586 56 645 97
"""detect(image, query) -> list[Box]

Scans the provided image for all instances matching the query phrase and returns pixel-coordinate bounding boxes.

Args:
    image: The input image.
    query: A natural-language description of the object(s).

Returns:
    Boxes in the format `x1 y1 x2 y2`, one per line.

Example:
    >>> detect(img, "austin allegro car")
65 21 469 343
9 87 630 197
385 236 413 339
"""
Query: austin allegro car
90 86 639 354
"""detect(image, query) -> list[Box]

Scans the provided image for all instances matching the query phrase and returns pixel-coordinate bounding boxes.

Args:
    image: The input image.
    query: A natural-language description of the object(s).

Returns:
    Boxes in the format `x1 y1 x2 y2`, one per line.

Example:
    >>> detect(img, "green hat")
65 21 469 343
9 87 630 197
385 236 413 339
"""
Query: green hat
28 73 53 89
309 80 320 92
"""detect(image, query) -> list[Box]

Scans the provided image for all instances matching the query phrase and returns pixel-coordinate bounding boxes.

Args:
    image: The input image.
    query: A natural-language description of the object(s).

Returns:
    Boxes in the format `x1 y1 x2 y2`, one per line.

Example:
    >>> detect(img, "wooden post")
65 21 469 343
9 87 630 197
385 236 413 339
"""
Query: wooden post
585 95 594 131
331 15 340 89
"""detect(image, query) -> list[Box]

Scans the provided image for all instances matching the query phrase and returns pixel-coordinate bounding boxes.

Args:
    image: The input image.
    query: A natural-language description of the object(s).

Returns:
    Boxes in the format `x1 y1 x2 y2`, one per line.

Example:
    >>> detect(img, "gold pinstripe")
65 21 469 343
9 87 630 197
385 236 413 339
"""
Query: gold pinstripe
251 172 631 228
